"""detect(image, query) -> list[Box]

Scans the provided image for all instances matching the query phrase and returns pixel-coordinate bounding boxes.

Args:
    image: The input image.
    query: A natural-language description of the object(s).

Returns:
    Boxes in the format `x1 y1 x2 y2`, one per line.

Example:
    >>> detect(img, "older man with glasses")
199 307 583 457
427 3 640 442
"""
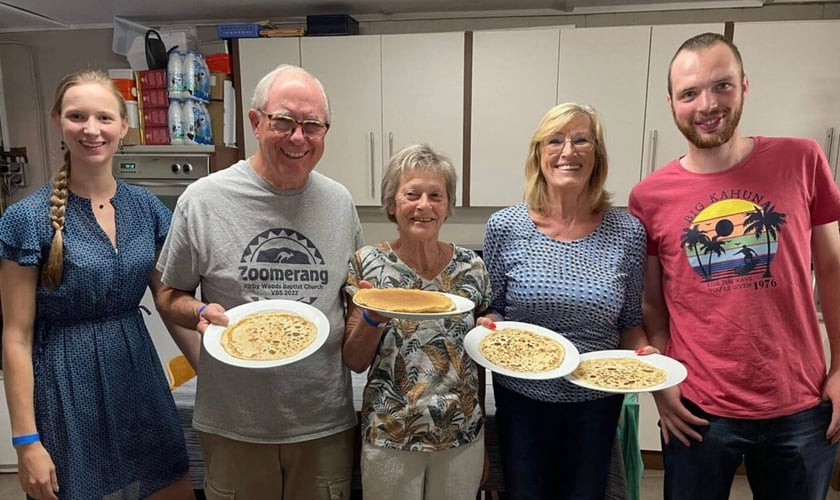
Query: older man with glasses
155 64 363 500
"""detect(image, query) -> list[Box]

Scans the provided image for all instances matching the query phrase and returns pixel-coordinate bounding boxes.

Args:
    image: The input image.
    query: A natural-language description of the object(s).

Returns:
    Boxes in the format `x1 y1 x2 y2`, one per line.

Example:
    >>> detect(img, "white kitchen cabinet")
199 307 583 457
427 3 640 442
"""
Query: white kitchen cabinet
642 23 725 176
0 379 16 471
733 21 840 182
557 25 651 207
469 28 561 207
381 32 464 203
300 32 465 206
300 35 383 205
237 37 302 159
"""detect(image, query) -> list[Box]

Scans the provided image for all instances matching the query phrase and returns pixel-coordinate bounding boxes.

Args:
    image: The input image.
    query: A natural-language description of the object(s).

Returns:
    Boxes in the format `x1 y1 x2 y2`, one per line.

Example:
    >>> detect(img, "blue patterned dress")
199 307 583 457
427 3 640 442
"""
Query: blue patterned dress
0 181 188 499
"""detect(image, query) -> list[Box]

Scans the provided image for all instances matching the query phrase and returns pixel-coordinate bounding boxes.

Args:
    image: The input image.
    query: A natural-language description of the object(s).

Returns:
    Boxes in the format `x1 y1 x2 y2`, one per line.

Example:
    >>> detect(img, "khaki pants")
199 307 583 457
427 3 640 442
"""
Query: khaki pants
198 429 354 500
361 428 485 500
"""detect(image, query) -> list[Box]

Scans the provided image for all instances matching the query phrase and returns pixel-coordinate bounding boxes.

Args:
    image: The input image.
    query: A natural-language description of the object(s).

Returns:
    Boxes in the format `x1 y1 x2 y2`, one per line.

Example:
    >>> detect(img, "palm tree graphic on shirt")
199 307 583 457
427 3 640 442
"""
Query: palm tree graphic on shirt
681 199 787 282
742 201 787 278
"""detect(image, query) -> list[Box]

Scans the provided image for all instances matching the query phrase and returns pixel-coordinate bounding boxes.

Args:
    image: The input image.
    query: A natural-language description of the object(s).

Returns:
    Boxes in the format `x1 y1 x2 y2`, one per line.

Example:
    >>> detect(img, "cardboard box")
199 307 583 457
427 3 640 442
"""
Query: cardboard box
208 101 224 145
123 128 142 146
142 107 169 127
143 126 170 145
209 72 231 101
139 88 169 108
211 145 241 172
137 69 167 89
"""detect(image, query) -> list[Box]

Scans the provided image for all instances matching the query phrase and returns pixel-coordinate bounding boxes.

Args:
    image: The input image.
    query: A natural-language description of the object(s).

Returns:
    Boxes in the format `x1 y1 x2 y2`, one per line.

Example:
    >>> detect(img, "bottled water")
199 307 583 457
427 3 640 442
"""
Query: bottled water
168 100 185 145
182 100 196 145
167 51 185 100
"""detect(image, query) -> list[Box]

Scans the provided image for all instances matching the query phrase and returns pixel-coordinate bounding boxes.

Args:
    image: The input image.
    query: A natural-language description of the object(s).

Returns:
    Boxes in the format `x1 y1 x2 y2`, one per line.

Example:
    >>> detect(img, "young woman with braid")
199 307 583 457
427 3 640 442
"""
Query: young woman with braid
0 69 196 500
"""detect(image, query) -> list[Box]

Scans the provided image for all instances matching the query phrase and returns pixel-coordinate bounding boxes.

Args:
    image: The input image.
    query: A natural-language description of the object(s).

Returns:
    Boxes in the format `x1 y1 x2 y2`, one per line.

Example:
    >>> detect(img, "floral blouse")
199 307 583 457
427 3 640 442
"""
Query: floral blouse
345 242 492 452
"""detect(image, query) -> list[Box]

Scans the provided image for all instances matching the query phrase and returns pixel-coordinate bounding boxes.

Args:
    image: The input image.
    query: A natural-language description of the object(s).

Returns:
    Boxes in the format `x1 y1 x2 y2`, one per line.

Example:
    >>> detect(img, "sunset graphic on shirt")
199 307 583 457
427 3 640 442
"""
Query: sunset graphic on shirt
681 199 787 282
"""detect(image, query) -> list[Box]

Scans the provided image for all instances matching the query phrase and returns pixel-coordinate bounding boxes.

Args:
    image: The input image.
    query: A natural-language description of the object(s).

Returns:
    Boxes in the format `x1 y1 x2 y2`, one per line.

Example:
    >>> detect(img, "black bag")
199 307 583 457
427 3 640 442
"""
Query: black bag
145 29 168 70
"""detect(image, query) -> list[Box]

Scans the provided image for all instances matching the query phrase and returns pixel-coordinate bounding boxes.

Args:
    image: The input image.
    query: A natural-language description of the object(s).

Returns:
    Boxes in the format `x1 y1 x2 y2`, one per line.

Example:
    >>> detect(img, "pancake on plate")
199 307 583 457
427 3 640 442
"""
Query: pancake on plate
572 357 667 390
479 328 565 372
354 288 455 313
221 312 317 361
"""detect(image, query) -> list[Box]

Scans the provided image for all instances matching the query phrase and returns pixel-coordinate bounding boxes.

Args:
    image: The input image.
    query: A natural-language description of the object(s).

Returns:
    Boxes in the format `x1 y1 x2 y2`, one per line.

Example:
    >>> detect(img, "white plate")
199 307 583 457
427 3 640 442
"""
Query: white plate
463 321 580 380
565 350 688 393
203 299 330 369
354 292 475 320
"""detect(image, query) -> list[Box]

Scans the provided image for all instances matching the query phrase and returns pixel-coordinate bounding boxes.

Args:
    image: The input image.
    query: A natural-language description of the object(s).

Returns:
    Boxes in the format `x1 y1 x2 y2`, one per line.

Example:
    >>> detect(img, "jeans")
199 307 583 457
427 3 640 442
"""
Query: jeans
663 398 838 500
492 380 624 500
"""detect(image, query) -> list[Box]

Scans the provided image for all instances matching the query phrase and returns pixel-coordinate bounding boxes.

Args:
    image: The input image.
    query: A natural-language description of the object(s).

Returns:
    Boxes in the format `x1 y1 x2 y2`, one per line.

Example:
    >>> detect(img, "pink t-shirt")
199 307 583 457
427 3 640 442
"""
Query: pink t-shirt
629 136 840 419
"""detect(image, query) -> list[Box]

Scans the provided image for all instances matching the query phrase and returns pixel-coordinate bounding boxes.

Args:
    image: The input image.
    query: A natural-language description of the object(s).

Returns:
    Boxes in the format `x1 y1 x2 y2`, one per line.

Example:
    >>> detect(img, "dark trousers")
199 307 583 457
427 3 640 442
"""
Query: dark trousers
663 398 837 500
492 380 624 500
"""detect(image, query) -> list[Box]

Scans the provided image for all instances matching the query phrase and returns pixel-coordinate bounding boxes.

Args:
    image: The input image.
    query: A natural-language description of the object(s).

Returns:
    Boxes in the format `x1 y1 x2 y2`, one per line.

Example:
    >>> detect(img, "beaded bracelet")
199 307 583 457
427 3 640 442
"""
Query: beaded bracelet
12 432 39 447
362 310 387 328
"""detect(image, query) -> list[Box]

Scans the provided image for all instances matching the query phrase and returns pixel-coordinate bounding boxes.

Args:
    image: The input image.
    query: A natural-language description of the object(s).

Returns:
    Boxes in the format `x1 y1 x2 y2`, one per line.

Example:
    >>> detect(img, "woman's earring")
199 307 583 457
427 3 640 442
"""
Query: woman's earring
60 140 66 151
118 139 124 152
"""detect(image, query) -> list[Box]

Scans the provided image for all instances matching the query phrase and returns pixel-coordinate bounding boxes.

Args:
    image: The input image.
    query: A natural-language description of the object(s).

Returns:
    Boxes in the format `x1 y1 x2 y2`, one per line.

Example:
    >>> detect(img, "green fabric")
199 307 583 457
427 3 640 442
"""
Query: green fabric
618 393 644 500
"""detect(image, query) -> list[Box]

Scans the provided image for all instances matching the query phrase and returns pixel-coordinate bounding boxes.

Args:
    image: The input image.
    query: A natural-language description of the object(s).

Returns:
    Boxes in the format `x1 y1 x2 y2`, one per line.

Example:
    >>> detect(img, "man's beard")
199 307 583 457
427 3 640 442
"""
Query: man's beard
673 98 743 149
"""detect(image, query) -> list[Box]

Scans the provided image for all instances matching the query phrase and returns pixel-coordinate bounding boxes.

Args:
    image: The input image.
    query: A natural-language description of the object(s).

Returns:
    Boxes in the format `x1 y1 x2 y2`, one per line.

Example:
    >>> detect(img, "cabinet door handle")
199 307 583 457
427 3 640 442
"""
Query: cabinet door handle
646 129 658 176
388 132 394 160
370 132 376 198
825 127 835 170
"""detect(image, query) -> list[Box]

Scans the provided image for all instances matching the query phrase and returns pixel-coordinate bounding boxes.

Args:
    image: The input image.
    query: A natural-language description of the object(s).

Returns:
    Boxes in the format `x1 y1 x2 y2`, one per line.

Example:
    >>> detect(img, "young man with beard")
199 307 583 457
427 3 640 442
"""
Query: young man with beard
628 32 840 499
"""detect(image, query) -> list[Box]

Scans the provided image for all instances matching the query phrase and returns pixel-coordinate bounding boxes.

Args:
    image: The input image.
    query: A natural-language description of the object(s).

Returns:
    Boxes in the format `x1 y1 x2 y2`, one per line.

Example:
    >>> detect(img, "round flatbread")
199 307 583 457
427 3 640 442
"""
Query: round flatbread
354 288 455 313
572 357 667 390
221 312 317 361
479 328 565 373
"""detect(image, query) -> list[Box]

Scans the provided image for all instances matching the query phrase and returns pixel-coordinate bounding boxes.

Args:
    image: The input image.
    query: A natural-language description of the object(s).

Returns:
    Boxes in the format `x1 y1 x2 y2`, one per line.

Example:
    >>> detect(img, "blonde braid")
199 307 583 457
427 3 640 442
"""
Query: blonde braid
41 154 70 288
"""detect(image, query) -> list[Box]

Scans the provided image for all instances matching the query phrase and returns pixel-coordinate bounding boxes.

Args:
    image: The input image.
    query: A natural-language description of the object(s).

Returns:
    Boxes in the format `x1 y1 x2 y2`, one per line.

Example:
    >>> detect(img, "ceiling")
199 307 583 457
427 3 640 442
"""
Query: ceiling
0 0 835 32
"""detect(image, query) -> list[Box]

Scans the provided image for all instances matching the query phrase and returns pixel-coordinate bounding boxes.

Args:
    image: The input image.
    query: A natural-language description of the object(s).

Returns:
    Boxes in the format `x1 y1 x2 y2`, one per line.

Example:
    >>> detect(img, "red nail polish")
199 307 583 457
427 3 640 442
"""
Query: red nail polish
635 348 644 355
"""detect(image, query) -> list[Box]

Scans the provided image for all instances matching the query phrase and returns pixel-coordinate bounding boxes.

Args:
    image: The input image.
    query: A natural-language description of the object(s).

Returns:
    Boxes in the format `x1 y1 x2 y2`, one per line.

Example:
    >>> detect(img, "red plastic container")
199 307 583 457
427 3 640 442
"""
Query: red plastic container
205 53 231 75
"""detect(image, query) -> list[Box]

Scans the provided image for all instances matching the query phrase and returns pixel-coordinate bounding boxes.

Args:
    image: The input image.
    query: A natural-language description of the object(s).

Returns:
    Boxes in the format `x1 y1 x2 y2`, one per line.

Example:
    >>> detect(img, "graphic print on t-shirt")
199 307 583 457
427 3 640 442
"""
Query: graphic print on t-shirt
681 196 786 288
237 228 329 303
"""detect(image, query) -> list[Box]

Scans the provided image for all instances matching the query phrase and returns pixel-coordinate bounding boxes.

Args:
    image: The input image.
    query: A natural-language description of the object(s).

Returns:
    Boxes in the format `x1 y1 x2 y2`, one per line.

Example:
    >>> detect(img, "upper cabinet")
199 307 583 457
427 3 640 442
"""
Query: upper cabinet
733 21 840 181
641 23 725 176
303 32 465 206
557 25 650 206
469 23 723 207
237 32 465 206
237 37 301 158
381 33 465 202
300 35 384 205
469 28 561 207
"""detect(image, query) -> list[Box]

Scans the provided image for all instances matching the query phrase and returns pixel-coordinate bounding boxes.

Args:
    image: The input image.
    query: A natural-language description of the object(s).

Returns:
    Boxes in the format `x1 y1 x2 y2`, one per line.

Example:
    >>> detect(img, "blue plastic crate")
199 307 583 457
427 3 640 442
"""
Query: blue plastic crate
216 23 261 39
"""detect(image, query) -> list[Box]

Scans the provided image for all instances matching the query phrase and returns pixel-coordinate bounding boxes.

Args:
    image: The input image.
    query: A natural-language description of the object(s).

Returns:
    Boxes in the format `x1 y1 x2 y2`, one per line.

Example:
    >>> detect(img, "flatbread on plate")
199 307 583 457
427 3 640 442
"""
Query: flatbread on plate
571 357 667 390
478 327 565 373
221 311 317 361
354 288 455 313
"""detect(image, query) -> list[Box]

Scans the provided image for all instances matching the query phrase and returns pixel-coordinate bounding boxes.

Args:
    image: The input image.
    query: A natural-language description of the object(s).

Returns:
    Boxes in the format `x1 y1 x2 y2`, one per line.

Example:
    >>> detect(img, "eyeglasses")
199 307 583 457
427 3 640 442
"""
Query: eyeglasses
543 134 596 154
258 110 330 139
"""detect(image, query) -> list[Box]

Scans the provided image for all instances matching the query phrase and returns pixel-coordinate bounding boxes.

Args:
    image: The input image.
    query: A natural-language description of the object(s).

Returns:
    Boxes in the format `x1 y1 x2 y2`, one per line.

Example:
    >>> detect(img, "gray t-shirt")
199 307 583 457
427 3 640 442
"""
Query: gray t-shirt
158 160 363 443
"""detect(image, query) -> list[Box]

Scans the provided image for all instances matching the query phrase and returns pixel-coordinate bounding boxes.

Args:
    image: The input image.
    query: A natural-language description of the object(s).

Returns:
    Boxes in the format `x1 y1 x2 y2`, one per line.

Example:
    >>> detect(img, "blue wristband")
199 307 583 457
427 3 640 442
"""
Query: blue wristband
12 433 39 447
362 310 386 328
197 304 208 318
